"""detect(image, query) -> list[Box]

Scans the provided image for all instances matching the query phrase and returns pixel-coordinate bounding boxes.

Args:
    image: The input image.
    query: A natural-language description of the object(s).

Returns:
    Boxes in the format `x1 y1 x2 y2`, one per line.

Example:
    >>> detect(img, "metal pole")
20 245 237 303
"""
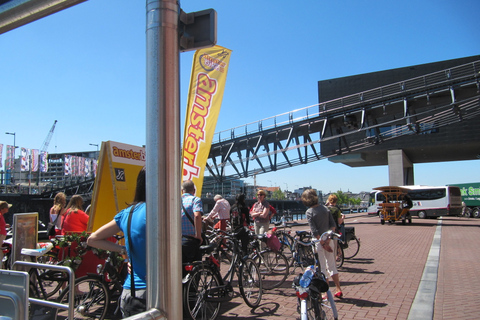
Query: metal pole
146 0 181 319
5 132 16 184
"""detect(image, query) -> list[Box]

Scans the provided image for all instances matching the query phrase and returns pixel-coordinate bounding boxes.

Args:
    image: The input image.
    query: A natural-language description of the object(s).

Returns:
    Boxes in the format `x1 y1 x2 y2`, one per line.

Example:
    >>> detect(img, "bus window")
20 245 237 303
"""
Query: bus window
408 189 445 201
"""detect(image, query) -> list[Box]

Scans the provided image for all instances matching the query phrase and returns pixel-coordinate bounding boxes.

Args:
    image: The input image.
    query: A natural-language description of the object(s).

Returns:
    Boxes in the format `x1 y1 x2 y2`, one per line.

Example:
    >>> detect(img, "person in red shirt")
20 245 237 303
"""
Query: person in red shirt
62 195 89 234
0 201 12 268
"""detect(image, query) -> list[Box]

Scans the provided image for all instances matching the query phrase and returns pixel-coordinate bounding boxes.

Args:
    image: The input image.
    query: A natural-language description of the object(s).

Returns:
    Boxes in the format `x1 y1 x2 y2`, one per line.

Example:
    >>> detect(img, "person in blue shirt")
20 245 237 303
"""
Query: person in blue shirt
88 166 147 317
181 180 204 263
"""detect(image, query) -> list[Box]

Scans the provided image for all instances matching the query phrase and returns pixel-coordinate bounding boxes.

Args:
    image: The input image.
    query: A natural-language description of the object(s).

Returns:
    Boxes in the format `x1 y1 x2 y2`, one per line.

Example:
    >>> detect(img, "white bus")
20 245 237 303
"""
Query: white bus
367 185 463 219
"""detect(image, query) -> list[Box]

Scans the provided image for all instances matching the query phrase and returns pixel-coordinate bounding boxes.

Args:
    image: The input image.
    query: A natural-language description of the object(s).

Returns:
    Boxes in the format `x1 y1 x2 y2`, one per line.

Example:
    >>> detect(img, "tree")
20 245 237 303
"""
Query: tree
272 188 286 200
335 190 350 206
333 190 361 207
350 197 362 206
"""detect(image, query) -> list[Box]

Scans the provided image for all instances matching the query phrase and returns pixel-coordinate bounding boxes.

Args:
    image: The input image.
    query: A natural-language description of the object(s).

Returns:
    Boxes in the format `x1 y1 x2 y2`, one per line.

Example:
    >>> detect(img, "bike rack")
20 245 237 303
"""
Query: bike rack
0 269 29 320
12 261 75 320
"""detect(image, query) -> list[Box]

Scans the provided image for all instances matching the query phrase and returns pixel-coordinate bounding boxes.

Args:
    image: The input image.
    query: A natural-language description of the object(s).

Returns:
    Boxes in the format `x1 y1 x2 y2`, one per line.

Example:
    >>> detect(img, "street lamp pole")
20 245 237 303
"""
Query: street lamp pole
5 132 16 183
5 132 16 153
89 143 99 160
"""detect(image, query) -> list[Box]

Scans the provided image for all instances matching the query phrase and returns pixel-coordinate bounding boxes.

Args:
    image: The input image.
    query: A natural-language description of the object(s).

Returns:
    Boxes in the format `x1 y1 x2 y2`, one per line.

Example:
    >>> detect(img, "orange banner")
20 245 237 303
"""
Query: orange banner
182 45 232 197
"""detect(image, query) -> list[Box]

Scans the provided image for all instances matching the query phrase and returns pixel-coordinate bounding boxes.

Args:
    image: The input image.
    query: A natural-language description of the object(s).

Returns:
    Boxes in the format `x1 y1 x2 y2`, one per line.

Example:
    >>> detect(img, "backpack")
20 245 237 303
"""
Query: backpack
230 205 241 227
269 205 277 219
327 205 342 230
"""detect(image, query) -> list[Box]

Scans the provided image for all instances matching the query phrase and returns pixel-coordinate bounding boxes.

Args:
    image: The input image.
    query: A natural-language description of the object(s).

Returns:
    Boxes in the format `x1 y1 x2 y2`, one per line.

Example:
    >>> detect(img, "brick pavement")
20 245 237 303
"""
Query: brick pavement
433 216 480 320
213 213 480 320
97 213 480 319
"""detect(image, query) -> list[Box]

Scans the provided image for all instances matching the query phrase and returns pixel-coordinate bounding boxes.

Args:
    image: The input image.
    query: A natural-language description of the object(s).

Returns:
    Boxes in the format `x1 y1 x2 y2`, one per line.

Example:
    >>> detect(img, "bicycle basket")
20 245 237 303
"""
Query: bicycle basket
310 277 329 293
266 233 281 252
345 227 355 242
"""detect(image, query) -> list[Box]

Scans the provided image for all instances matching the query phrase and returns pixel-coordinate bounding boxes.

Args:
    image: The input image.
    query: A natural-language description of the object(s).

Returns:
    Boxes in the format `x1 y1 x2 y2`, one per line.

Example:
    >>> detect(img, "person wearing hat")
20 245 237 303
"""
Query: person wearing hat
250 190 271 235
0 201 12 268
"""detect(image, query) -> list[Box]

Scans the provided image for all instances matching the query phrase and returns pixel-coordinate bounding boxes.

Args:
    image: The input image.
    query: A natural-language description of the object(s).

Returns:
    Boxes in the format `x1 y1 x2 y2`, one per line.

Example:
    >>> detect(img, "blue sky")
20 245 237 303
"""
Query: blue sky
1 0 479 193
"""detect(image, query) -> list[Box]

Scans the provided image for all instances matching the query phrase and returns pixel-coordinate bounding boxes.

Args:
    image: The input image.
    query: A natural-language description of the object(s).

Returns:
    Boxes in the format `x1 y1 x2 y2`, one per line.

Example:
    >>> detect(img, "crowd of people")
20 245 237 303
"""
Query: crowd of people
0 172 348 316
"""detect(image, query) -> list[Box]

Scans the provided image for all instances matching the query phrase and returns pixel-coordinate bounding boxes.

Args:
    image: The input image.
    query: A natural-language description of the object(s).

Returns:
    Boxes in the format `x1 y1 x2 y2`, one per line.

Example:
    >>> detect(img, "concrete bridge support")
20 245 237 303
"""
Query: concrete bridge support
388 149 414 186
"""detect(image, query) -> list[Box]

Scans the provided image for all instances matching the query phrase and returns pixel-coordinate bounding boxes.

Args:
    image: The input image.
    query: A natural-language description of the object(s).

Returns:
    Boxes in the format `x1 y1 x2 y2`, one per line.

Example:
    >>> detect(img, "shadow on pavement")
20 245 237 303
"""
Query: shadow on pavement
336 297 388 308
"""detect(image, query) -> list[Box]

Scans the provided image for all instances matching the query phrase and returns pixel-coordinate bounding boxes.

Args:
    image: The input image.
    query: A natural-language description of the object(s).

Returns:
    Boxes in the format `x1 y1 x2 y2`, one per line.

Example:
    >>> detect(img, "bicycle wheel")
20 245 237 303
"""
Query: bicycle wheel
297 244 316 269
28 269 57 319
320 291 338 320
35 253 68 298
279 233 294 265
29 267 65 301
343 236 360 259
36 269 67 298
255 250 289 290
183 266 222 320
296 293 321 320
335 243 344 268
238 258 262 308
55 276 109 320
217 243 233 269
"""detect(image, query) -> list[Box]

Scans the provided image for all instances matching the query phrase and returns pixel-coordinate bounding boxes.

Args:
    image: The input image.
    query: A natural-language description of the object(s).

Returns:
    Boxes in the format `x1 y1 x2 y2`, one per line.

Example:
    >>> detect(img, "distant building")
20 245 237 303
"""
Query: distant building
201 176 245 199
0 151 98 194
294 186 323 203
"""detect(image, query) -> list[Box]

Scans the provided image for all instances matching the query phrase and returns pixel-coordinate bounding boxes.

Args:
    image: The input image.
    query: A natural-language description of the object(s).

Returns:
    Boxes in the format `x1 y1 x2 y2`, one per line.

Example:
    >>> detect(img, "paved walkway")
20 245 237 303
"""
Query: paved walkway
213 213 480 319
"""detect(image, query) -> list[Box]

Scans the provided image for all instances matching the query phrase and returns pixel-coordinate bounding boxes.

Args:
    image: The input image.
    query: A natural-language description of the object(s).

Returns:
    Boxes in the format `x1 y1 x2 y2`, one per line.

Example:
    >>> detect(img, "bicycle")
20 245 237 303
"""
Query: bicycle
1 237 12 269
274 217 295 265
339 226 360 259
290 230 315 273
183 227 263 320
2 232 70 300
34 239 72 299
16 245 74 319
247 229 290 290
293 231 340 320
54 239 127 320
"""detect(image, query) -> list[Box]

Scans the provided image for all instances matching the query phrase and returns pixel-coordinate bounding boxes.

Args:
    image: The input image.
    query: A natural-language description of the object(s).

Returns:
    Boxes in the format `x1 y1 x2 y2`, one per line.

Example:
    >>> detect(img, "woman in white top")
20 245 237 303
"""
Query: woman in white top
49 192 66 235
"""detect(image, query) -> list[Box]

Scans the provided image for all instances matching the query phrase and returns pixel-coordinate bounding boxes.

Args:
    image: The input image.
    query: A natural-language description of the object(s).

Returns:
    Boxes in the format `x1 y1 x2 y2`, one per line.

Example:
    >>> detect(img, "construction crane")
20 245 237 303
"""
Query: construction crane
41 120 57 152
36 120 57 191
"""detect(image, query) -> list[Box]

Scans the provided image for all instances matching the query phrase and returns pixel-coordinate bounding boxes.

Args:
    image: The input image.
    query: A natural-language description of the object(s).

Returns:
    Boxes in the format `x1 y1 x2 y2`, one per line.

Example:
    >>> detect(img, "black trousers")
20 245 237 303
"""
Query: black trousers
182 236 201 263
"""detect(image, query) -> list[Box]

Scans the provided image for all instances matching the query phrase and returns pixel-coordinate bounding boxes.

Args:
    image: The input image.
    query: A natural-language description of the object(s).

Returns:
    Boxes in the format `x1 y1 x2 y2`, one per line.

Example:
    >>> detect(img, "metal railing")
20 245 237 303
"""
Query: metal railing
213 60 480 143
12 261 75 320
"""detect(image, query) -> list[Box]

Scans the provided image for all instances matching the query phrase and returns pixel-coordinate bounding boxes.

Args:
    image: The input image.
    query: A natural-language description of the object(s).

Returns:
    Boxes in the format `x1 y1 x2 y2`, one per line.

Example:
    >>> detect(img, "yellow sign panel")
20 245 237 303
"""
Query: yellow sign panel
87 141 145 232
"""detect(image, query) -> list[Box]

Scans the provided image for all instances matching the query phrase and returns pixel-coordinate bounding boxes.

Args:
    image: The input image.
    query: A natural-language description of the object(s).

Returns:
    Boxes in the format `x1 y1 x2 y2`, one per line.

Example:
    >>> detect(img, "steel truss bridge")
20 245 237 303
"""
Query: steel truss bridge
36 59 480 197
206 60 480 182
40 177 95 199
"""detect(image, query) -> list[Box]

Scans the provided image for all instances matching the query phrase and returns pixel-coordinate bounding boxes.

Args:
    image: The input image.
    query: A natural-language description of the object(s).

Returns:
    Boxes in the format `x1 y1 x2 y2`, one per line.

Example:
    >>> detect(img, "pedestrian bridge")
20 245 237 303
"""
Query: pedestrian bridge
206 57 480 184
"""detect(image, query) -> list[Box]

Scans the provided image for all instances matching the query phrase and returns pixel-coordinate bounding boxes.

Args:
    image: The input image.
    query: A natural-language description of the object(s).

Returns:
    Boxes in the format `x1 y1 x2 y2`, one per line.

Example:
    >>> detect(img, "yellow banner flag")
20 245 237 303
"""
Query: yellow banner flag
182 45 232 197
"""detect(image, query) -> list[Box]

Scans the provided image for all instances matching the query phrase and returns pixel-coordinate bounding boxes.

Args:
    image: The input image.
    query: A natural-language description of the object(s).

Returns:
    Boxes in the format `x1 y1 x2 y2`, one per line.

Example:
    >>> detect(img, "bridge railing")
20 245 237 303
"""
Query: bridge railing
214 103 323 143
214 60 480 143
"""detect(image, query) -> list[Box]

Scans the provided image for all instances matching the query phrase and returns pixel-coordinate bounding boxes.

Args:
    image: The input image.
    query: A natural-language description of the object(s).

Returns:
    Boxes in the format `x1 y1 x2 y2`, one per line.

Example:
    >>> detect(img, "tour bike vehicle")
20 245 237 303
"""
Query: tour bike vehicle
368 185 462 219
373 186 413 225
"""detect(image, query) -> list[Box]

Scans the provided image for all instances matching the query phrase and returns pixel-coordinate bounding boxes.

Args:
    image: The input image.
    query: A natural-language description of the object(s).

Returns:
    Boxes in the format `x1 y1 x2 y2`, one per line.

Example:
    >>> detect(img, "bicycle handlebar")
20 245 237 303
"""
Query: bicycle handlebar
319 230 341 241
296 230 341 247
